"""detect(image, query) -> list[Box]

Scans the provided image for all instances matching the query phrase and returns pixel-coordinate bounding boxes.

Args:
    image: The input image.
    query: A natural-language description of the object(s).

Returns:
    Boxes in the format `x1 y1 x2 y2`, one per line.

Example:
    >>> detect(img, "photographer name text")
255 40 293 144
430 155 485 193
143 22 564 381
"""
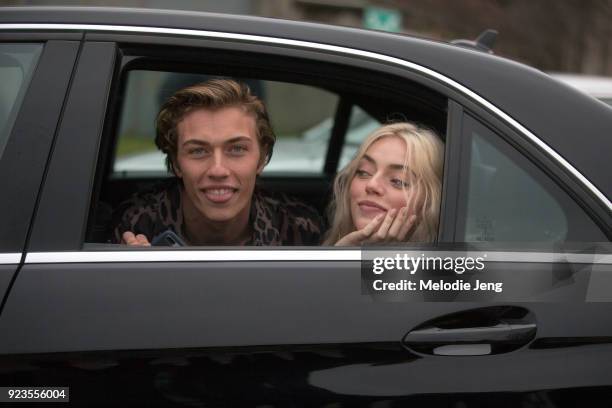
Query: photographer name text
372 279 503 293
368 253 503 293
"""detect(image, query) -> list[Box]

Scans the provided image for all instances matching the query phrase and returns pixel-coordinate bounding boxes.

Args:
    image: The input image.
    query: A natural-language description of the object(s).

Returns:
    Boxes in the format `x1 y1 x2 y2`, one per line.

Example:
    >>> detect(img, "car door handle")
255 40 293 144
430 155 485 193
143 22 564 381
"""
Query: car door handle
405 322 536 343
402 306 537 356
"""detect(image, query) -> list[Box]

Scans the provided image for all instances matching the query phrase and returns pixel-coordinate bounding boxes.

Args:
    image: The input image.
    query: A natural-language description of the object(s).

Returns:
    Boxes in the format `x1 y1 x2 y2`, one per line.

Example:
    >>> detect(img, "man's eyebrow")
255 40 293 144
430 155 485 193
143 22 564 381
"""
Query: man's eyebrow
224 136 253 144
182 139 209 147
181 136 253 147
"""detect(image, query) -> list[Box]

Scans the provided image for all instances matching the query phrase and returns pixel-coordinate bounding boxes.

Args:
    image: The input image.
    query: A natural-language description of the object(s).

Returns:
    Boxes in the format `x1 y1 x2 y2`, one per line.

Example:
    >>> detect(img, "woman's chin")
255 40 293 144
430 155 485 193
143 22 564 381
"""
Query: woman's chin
353 217 371 231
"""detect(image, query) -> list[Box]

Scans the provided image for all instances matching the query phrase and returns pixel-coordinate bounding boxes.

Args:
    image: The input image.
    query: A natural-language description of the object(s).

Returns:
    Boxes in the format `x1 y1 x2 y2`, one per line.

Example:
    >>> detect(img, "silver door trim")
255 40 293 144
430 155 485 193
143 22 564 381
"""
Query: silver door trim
0 253 22 265
24 250 611 264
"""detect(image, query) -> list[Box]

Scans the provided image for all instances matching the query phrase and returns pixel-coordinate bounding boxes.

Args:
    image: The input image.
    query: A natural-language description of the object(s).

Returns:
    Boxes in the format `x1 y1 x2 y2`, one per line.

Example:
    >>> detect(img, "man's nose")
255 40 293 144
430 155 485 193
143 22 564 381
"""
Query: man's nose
207 151 230 178
365 174 384 195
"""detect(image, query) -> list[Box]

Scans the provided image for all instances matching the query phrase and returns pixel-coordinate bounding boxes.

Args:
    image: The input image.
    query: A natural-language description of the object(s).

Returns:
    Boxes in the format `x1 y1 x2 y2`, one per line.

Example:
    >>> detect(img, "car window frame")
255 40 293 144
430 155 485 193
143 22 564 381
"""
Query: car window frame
0 38 81 255
453 107 611 243
22 27 609 255
27 40 117 252
455 111 609 243
98 29 608 225
88 37 453 250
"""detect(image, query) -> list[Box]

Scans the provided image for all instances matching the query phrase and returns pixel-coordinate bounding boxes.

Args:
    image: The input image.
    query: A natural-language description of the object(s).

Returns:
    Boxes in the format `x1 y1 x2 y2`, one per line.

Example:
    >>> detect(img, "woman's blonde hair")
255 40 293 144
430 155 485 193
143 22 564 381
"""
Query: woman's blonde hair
324 122 444 245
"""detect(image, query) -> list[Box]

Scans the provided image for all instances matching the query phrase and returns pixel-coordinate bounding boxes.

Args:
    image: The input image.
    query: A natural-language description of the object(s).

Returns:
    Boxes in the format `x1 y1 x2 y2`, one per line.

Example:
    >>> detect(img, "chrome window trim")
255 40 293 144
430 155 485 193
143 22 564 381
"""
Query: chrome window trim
24 250 611 264
1 23 609 213
25 250 360 263
0 253 22 265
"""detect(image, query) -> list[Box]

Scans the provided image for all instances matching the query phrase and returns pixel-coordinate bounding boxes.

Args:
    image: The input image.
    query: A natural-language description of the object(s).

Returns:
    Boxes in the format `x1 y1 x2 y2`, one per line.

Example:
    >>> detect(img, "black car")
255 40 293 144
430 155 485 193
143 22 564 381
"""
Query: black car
0 6 610 407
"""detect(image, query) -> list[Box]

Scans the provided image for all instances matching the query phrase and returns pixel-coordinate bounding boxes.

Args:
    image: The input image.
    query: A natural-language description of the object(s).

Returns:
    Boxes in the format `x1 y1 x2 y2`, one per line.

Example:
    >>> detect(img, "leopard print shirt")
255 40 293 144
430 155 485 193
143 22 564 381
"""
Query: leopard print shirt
112 179 323 246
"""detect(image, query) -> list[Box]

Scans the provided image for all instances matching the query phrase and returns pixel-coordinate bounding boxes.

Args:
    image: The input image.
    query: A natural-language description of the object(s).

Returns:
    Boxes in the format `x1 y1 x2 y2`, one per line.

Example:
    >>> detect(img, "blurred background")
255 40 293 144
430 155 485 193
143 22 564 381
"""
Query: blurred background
2 0 611 75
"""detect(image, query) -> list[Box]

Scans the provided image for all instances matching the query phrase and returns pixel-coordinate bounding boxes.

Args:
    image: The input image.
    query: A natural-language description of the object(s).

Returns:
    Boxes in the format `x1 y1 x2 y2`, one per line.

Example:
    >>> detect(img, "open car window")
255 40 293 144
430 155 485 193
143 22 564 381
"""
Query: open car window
85 48 448 247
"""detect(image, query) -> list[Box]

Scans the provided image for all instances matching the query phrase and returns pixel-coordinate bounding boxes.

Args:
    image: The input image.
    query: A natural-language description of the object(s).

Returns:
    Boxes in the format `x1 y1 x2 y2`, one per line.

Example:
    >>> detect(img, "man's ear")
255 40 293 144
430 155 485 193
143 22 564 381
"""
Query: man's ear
256 160 265 175
171 158 182 178
256 147 269 175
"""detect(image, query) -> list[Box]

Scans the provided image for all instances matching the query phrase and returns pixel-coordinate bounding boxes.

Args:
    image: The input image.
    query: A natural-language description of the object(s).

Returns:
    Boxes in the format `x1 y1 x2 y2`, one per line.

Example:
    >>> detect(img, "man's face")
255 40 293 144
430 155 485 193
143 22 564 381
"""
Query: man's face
174 107 263 223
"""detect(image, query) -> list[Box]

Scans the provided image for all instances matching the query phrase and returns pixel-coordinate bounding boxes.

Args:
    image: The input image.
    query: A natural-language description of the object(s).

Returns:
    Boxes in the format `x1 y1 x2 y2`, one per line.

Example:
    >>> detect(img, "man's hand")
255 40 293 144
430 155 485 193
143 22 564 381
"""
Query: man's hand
335 207 417 246
122 231 151 246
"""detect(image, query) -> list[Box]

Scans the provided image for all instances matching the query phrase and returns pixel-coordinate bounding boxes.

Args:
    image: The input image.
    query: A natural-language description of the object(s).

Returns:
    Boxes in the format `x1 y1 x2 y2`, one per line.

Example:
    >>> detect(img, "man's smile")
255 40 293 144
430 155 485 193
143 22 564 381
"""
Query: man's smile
201 186 238 204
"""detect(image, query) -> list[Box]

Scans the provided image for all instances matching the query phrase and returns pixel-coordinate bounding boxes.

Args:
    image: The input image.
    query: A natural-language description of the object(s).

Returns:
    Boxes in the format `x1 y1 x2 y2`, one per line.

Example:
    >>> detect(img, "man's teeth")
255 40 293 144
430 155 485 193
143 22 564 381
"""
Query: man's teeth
207 189 234 195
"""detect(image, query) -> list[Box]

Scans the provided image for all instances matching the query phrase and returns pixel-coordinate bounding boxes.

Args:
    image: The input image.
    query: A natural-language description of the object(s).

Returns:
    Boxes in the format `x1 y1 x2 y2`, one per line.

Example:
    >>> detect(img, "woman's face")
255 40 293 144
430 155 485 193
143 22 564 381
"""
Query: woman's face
349 136 418 231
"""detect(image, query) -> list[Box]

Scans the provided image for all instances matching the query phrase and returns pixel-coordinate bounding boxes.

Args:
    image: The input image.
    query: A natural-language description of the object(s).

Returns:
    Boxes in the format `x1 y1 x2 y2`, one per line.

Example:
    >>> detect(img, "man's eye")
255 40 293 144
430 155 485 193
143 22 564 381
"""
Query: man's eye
228 145 248 155
188 147 207 156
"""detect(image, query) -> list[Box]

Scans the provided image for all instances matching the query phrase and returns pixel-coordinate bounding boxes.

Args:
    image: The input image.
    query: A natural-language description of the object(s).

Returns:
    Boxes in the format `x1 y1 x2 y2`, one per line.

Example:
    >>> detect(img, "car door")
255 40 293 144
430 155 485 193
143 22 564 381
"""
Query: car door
0 34 80 302
0 27 610 407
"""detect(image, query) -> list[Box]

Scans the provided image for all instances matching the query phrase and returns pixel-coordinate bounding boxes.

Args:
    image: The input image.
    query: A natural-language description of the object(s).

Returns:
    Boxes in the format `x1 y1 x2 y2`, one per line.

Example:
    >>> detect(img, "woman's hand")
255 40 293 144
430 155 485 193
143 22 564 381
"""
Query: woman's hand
335 207 417 246
122 231 151 246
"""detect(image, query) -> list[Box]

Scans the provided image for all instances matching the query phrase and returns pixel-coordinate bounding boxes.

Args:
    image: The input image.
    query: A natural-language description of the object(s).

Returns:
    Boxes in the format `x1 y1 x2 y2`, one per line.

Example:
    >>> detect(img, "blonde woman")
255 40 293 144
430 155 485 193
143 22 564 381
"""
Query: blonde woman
325 122 444 246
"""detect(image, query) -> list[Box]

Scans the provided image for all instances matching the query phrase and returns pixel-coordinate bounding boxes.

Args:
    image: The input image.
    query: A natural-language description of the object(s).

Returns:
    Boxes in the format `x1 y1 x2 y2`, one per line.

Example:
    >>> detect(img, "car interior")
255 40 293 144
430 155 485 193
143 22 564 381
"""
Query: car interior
85 48 449 245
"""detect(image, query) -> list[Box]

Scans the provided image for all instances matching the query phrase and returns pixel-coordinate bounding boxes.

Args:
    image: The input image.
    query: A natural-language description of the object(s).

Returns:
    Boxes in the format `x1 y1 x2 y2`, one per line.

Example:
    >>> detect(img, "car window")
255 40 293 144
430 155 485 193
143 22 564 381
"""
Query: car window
0 43 42 160
337 106 381 170
87 52 448 247
113 70 338 178
457 114 607 242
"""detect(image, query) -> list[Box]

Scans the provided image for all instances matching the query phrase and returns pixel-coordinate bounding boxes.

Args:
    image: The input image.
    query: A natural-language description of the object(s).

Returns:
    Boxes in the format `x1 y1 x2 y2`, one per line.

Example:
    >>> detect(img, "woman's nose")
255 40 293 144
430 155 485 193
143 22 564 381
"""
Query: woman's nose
365 175 384 195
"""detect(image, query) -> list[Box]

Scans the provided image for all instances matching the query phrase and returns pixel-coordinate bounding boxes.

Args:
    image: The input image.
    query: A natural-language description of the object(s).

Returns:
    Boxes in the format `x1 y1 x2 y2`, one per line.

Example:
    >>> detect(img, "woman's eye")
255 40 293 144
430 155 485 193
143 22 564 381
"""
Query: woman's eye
391 178 408 188
356 169 371 178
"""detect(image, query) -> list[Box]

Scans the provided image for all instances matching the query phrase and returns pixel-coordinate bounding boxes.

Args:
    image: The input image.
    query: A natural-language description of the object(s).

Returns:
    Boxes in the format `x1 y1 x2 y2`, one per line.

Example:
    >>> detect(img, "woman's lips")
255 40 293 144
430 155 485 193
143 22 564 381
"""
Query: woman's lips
202 188 236 204
358 201 387 216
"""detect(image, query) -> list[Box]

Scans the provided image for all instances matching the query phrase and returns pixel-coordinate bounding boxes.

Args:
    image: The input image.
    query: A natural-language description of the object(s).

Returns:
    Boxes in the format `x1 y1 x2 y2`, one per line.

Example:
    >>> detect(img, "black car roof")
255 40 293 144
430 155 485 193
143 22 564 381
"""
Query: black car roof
1 6 611 200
